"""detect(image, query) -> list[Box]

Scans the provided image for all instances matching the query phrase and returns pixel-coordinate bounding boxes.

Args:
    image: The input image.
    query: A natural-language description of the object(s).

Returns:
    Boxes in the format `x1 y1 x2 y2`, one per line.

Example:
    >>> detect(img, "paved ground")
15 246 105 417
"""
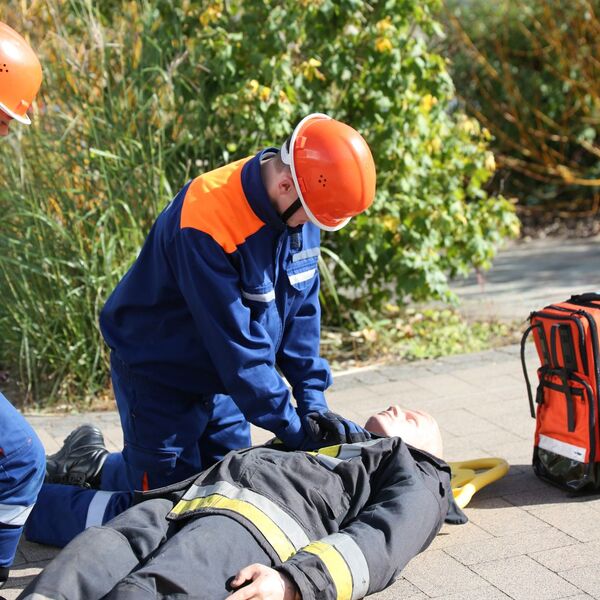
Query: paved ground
449 235 600 322
5 234 600 599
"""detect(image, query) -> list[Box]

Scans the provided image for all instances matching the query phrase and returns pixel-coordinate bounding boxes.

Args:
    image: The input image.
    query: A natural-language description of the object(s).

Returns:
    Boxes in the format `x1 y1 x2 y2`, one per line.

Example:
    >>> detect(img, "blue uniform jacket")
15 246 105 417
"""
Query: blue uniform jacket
100 150 332 447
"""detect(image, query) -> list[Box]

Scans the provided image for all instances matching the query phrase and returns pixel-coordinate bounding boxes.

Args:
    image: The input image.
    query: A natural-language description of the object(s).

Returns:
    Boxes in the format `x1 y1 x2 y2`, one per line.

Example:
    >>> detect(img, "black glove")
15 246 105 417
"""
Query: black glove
300 411 372 448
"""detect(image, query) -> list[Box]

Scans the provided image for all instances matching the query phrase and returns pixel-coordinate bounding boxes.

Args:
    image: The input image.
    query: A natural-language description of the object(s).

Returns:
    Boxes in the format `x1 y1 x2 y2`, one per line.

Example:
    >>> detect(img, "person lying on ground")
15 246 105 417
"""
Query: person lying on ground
18 406 466 600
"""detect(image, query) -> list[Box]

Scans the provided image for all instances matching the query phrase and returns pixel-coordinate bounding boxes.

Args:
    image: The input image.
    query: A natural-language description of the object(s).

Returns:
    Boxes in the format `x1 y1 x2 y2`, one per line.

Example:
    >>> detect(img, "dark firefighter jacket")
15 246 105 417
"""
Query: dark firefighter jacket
138 436 467 600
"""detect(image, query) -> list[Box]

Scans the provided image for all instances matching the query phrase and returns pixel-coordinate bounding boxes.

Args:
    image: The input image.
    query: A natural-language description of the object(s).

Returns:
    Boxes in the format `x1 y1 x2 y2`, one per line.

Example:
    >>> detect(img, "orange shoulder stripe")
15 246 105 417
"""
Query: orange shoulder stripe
180 157 265 254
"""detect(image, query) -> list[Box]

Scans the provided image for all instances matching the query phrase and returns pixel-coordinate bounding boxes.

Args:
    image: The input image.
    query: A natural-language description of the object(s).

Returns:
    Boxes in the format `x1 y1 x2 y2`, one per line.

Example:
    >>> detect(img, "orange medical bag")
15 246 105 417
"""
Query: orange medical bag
521 293 600 491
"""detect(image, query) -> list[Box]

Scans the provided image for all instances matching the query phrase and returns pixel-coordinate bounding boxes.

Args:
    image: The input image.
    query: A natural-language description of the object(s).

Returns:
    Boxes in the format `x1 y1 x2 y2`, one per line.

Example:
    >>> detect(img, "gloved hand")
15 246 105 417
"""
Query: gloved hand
300 411 372 449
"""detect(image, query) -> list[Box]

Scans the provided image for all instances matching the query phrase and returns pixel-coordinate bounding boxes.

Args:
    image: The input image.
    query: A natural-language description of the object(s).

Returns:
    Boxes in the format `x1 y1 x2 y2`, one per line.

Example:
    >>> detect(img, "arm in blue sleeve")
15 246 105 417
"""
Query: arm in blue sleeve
276 271 332 417
276 442 450 599
171 229 304 447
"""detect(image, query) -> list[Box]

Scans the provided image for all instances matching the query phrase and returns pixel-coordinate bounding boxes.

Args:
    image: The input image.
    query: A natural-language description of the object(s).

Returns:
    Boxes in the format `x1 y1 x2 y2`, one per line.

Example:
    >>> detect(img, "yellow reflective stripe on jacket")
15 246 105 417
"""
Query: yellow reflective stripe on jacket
303 540 354 600
302 533 370 600
169 481 310 561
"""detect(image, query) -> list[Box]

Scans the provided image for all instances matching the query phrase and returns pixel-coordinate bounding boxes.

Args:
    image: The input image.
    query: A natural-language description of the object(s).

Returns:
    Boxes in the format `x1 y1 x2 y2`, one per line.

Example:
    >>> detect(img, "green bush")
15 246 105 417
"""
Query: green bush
443 0 600 209
0 0 518 405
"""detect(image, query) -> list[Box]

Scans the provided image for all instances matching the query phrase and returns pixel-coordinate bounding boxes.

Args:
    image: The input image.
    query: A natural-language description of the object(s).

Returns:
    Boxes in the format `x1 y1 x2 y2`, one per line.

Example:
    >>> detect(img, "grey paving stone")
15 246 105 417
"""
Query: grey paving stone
445 528 576 565
506 485 592 511
528 503 600 543
559 565 600 599
402 550 490 597
368 577 428 599
471 555 579 600
408 373 481 396
352 369 392 385
436 408 508 437
326 384 380 406
450 429 525 455
375 363 433 382
428 521 493 551
478 470 556 502
363 378 429 397
466 497 551 537
433 587 512 600
532 540 600 572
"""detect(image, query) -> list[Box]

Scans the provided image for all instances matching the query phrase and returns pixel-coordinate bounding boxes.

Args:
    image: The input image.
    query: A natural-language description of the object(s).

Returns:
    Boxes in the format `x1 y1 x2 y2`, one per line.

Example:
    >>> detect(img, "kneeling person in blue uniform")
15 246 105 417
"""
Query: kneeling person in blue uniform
29 114 378 544
19 407 466 600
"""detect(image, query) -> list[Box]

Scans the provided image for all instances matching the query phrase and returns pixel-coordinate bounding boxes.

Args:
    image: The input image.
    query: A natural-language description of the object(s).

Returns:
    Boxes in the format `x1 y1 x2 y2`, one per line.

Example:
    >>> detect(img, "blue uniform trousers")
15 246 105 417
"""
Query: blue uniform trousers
26 354 251 547
0 393 45 567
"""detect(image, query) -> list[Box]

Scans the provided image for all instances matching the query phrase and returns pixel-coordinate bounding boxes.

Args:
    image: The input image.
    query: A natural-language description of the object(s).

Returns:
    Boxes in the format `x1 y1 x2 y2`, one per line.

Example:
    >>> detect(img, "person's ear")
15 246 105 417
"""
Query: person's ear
278 171 296 198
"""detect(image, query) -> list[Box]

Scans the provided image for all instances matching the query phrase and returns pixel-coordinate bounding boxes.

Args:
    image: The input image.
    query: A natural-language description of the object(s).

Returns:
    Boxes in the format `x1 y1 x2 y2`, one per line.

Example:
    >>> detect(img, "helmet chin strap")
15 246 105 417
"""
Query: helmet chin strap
280 198 303 224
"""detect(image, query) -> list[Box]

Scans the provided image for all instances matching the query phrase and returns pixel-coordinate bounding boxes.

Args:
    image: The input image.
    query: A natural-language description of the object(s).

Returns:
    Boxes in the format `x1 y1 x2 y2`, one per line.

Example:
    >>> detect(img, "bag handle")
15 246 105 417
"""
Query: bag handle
570 292 600 304
521 323 537 418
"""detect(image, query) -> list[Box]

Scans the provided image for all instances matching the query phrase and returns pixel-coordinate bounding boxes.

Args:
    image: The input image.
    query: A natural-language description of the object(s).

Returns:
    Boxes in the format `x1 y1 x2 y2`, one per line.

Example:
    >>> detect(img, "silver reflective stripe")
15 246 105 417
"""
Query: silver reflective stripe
0 502 34 526
181 481 310 550
538 434 586 462
313 453 342 470
336 439 382 460
311 440 383 470
322 532 370 600
85 491 116 528
242 289 275 302
288 269 316 285
292 248 320 262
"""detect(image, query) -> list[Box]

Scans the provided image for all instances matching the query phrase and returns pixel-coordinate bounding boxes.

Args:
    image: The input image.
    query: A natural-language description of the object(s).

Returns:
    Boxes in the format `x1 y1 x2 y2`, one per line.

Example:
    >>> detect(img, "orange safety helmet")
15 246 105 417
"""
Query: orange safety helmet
280 113 376 231
0 22 42 125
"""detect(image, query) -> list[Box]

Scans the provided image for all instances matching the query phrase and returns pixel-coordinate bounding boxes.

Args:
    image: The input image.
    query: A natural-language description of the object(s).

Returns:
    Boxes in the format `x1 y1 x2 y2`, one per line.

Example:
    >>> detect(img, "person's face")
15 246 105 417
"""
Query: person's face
364 405 443 457
0 110 12 136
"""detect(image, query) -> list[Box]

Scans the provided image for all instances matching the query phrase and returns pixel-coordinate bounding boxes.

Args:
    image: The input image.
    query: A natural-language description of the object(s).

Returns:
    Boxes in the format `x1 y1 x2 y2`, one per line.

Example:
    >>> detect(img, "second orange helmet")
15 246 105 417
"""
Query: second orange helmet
0 22 42 125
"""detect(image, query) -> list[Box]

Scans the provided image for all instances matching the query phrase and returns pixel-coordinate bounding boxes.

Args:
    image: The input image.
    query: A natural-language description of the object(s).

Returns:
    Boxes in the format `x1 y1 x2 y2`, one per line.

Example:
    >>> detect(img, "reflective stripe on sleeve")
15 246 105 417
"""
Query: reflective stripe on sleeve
242 289 275 302
85 491 116 528
169 481 310 561
302 533 370 600
0 502 34 526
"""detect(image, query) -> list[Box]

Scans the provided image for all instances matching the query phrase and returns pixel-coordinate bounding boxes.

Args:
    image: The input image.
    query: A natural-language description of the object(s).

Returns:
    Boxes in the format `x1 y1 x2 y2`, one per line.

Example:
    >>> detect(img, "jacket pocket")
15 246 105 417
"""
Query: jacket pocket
286 252 319 292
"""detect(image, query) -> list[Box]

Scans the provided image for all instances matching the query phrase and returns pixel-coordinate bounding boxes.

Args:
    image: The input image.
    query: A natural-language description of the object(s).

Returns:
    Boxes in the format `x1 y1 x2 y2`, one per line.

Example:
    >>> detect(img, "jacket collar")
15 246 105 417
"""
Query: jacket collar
241 148 286 233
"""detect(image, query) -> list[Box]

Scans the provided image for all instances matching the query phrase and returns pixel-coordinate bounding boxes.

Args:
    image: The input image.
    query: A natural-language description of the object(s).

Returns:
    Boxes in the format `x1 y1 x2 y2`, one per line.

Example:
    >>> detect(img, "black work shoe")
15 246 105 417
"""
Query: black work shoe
0 566 8 589
45 424 109 488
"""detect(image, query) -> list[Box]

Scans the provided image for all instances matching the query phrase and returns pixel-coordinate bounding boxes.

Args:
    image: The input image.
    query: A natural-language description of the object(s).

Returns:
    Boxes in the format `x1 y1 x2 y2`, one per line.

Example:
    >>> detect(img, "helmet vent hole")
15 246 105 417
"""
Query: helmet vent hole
318 174 327 187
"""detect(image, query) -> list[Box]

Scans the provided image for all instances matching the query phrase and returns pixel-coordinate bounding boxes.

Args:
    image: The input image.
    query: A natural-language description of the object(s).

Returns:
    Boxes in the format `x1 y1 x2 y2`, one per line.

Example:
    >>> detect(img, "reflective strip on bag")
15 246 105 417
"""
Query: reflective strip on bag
0 502 34 526
169 481 310 561
302 532 369 600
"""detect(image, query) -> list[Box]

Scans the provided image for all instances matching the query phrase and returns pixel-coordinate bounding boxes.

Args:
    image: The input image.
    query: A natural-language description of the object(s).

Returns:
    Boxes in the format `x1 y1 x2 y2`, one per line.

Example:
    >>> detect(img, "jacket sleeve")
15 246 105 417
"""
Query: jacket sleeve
170 228 305 448
276 442 450 600
276 263 332 417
